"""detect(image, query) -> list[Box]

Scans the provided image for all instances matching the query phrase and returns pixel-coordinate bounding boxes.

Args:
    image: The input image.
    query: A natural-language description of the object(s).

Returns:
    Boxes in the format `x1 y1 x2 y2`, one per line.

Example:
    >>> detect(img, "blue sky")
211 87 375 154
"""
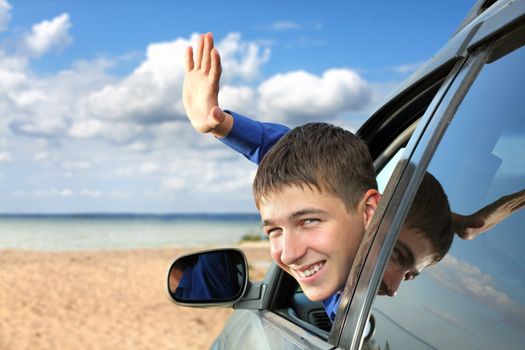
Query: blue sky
0 0 474 213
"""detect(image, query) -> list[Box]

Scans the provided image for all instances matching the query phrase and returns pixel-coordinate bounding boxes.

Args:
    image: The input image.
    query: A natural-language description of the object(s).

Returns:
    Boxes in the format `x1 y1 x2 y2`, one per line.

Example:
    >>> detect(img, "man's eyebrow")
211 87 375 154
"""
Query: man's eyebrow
289 208 329 220
261 208 328 227
261 219 273 227
395 240 416 267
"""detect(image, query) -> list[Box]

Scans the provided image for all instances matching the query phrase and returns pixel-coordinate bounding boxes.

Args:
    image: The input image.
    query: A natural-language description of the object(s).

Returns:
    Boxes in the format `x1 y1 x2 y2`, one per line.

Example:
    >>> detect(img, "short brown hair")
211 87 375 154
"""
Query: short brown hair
404 172 453 262
253 122 377 211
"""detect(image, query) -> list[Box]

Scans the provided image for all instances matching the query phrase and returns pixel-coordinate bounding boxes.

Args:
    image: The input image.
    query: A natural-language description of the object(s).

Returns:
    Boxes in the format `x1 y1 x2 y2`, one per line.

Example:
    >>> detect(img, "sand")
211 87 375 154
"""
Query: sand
0 243 272 350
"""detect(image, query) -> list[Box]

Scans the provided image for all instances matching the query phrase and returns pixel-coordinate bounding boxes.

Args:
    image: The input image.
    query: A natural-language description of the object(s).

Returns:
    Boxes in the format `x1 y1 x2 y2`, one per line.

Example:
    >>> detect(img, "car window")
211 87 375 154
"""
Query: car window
367 25 525 350
376 147 405 194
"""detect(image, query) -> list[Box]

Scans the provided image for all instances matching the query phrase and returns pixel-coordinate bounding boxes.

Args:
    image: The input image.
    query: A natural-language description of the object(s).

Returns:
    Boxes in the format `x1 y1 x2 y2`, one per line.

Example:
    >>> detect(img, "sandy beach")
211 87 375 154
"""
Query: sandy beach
0 243 271 350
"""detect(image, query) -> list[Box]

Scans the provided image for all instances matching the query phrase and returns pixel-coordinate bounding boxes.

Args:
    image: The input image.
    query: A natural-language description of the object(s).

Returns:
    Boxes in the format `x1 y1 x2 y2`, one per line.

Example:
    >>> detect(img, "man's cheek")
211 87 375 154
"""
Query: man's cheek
269 238 281 260
269 246 281 264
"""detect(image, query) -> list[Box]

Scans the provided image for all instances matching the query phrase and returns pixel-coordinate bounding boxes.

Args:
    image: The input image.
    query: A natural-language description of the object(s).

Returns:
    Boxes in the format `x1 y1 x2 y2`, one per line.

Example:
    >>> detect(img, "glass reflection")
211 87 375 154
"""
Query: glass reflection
367 27 525 350
168 249 246 303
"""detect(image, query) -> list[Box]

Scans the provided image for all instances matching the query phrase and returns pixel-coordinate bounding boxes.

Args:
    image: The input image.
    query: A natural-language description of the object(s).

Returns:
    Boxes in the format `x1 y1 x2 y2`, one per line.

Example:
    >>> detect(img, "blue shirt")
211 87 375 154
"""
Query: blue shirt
175 252 241 301
219 110 340 322
219 110 289 164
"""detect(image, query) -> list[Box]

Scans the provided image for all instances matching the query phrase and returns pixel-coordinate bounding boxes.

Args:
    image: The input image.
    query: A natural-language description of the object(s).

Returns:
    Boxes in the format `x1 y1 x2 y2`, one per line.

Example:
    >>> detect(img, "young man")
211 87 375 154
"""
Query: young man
183 32 454 320
253 122 380 303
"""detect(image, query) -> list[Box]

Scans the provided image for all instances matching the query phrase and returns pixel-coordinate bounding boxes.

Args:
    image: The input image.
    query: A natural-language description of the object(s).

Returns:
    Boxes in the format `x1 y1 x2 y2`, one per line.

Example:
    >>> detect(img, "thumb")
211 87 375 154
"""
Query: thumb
209 106 225 127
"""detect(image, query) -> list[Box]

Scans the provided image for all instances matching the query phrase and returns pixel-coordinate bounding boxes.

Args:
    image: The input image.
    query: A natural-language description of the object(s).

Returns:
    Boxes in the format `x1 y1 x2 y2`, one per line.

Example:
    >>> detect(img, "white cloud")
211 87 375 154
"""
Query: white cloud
271 21 302 31
128 141 149 152
4 57 114 139
423 305 471 334
0 0 12 32
429 255 525 329
4 30 374 147
219 85 256 114
61 161 92 170
163 177 185 191
0 54 29 92
257 69 372 124
176 154 256 194
83 38 188 123
112 166 135 178
0 26 384 213
217 32 270 83
0 151 12 162
10 117 70 138
21 13 72 58
80 189 102 198
81 33 270 129
68 119 104 139
140 162 159 174
34 188 74 197
33 151 49 161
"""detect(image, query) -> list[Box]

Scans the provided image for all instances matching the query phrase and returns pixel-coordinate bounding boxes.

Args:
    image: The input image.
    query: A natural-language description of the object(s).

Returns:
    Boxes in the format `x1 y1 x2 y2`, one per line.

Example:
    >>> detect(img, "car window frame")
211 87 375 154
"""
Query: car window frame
336 16 525 348
327 52 471 348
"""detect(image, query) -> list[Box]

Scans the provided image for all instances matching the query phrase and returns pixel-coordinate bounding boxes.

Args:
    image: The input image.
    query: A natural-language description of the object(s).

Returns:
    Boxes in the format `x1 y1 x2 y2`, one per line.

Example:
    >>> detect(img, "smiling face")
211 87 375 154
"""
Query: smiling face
259 185 374 302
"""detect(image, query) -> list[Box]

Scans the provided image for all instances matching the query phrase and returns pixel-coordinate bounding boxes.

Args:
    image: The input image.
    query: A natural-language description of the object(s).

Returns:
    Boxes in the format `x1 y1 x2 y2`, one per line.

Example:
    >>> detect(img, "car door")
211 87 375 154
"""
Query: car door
335 5 525 350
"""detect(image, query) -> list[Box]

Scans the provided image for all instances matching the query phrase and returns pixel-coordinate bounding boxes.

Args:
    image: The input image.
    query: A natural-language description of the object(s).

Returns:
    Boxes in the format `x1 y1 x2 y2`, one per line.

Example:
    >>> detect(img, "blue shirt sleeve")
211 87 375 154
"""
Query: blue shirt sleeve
218 110 290 165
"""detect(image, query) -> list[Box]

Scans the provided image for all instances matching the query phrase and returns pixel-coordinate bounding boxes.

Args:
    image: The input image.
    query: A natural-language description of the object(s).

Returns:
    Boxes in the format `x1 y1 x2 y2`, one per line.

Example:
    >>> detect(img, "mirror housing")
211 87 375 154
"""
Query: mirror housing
167 248 249 307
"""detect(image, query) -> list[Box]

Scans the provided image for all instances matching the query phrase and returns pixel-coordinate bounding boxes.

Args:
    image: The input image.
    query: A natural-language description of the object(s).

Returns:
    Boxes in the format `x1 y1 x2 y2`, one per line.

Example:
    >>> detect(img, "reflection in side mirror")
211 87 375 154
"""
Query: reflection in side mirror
167 248 248 305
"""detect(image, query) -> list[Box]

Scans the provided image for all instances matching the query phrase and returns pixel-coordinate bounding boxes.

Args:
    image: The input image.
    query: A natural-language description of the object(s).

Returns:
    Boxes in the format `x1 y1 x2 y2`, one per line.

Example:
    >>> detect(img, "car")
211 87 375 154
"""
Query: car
167 0 525 348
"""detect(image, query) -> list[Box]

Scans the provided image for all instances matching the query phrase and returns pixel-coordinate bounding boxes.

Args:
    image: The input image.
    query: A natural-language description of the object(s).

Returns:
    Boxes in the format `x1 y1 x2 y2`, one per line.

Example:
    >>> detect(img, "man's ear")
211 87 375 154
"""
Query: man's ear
362 189 381 227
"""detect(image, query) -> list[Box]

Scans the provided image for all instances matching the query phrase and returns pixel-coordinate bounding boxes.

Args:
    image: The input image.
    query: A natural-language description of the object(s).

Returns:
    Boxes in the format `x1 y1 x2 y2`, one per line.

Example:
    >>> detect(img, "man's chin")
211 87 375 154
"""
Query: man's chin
301 286 333 302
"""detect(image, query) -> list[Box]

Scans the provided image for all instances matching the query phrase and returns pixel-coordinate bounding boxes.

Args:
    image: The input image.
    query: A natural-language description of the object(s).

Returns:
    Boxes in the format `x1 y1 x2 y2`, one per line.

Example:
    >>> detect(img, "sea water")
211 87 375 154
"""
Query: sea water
0 214 263 251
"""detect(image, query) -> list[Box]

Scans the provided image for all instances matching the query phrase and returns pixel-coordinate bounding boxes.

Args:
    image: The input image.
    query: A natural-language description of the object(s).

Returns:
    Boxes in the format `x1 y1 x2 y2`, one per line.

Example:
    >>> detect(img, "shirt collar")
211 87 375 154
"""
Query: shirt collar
322 293 341 323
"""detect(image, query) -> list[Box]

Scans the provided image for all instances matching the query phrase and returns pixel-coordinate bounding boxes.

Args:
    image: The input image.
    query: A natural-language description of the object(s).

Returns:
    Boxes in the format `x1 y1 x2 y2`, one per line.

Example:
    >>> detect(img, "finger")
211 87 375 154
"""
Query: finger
202 32 213 73
209 106 225 126
511 197 525 211
209 48 222 83
195 33 205 69
185 46 194 72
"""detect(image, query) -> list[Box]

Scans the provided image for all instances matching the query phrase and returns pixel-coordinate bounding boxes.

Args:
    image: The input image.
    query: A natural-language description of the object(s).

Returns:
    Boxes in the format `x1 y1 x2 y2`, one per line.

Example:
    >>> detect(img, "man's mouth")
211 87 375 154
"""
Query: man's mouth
297 261 325 278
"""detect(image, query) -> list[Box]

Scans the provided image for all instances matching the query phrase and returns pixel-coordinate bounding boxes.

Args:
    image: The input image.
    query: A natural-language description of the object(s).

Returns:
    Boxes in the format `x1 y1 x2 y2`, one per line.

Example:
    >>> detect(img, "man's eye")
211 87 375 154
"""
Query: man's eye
391 247 401 261
405 273 416 281
303 218 320 225
265 228 281 237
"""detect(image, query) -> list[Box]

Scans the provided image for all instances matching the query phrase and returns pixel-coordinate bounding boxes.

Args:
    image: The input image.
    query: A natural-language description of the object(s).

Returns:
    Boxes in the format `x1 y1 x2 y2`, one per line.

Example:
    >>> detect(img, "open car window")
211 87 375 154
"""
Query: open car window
366 24 525 350
275 71 456 336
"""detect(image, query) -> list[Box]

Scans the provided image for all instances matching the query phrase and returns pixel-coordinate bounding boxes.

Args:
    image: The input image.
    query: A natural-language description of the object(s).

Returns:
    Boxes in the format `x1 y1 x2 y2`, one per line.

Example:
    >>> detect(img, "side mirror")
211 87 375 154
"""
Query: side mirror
167 248 248 306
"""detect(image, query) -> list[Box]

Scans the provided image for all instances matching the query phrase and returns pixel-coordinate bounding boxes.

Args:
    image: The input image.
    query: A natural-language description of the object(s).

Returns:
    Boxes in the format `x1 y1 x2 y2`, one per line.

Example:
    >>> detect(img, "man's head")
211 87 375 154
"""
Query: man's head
379 172 453 296
253 122 377 211
254 123 380 301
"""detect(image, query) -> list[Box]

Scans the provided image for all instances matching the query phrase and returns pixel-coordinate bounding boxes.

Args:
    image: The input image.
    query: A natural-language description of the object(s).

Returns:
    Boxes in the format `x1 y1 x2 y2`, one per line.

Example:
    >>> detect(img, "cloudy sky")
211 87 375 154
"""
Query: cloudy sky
0 0 473 213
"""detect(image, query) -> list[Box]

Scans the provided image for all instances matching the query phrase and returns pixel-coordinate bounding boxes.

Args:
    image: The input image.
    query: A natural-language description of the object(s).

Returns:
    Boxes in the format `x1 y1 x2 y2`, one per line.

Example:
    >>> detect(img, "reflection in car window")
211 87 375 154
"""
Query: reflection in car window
368 27 525 349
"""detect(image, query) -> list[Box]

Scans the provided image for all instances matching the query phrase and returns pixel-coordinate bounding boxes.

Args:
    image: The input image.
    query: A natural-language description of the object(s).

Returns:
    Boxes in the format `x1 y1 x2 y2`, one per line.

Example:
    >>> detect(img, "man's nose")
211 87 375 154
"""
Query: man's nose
382 265 405 297
280 230 305 266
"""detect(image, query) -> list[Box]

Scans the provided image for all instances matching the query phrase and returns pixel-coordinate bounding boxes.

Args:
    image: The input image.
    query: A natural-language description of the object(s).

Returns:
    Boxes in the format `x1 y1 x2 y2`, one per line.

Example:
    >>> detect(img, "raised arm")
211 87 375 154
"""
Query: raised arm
452 188 525 240
183 32 289 164
219 111 289 164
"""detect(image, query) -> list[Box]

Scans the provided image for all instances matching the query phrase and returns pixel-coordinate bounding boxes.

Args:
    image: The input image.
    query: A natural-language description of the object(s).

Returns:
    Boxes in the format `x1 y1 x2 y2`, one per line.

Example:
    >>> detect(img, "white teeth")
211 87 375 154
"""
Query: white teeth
298 262 324 278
